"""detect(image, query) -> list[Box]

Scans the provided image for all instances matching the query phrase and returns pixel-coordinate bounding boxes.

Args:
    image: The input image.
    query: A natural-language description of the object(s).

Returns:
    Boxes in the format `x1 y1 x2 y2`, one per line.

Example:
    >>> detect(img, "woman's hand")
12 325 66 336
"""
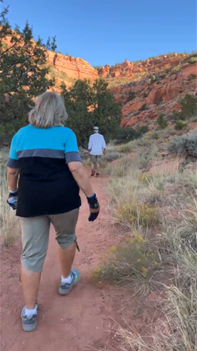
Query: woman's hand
87 194 100 222
68 162 100 222
7 190 18 210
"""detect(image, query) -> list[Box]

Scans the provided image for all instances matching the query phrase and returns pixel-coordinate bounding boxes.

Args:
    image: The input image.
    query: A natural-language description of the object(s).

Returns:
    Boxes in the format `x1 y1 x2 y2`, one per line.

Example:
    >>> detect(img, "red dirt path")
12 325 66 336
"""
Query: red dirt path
1 176 139 351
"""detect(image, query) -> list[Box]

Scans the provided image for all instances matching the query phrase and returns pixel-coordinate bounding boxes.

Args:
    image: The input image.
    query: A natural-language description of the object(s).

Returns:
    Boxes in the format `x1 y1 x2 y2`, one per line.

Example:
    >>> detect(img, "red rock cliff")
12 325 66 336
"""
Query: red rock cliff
97 54 189 80
47 52 98 81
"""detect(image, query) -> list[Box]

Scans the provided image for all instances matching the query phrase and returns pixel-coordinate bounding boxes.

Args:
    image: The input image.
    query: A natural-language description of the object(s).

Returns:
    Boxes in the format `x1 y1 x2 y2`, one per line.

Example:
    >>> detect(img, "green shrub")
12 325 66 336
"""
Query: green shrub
172 110 185 121
126 91 136 102
168 133 197 156
152 132 159 140
180 94 197 118
175 120 188 130
188 73 197 80
157 113 167 129
173 65 181 72
139 103 147 112
115 125 148 144
115 127 138 144
117 202 160 228
116 143 132 153
156 96 163 105
137 125 148 134
104 152 122 162
93 234 159 294
189 56 197 64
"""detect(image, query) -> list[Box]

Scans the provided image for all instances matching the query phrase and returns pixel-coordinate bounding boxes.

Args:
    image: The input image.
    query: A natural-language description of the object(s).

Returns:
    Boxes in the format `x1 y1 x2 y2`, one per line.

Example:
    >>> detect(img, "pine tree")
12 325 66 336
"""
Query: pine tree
0 0 56 143
61 79 121 147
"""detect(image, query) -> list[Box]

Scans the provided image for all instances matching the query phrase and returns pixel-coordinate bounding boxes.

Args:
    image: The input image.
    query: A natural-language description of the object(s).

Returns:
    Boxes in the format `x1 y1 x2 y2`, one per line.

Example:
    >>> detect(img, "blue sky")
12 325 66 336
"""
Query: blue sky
2 0 196 66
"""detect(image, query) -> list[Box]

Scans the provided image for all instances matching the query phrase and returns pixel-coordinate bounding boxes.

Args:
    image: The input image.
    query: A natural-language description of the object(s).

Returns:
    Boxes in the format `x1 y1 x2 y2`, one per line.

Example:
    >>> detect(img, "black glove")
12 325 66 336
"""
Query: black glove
7 190 18 210
87 193 100 222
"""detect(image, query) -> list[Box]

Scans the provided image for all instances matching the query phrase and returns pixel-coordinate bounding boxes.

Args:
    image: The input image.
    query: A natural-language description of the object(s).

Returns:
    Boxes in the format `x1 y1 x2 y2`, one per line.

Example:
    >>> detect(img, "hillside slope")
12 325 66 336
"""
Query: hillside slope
109 59 197 128
48 51 196 128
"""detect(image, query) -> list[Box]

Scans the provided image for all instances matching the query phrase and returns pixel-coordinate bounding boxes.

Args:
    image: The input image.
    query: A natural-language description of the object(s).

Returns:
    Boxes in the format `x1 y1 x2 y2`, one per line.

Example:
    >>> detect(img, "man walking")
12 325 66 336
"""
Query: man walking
88 126 106 177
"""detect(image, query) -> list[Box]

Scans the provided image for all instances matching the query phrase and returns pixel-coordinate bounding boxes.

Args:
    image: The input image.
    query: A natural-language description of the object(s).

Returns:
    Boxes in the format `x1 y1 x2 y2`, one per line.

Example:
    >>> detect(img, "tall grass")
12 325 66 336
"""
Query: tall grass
115 217 197 351
0 149 18 246
97 149 197 351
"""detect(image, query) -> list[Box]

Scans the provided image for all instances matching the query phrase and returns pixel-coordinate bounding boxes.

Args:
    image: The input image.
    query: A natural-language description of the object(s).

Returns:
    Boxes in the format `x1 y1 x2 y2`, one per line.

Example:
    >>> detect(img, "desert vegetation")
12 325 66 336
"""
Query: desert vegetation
93 130 197 351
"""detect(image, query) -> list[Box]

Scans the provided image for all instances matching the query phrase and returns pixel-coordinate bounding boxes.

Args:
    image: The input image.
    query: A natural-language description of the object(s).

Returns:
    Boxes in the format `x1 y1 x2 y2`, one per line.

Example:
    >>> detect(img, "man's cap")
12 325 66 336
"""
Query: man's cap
93 126 99 130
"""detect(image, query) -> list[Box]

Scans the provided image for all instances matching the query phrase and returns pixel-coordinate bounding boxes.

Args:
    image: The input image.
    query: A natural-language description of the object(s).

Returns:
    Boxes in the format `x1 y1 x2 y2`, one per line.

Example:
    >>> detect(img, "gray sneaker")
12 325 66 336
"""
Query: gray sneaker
59 269 80 295
21 305 38 332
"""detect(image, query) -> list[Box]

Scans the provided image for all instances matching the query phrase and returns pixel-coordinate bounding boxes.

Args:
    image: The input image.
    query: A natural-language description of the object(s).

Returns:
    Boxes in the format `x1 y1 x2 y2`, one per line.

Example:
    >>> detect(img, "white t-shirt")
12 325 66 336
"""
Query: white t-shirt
88 133 106 155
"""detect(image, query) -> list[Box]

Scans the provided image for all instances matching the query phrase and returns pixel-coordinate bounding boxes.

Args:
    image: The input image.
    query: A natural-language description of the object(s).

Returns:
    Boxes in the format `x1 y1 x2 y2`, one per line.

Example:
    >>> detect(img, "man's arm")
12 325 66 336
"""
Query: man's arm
88 135 92 153
102 136 106 155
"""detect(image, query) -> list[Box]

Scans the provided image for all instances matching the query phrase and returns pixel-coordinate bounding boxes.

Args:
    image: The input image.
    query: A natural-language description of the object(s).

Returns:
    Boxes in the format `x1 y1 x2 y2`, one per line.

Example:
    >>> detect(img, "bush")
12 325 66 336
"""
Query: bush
115 125 148 145
115 127 139 144
189 56 197 64
188 73 197 80
180 94 197 118
157 113 168 129
168 133 197 156
93 234 159 294
152 132 159 140
105 157 134 177
175 120 188 130
137 125 148 134
156 96 163 105
173 65 181 72
126 91 136 102
117 202 160 228
116 143 132 153
143 92 148 98
104 151 122 162
0 151 19 245
139 103 147 112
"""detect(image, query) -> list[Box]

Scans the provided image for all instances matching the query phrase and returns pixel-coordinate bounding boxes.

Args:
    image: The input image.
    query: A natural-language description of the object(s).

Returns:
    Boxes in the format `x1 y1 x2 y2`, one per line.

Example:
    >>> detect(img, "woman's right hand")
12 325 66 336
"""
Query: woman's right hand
87 194 100 222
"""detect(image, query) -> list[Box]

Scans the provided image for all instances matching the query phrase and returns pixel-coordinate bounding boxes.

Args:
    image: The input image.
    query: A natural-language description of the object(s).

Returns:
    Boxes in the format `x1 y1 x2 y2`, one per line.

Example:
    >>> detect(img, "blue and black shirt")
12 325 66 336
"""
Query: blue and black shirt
8 125 82 217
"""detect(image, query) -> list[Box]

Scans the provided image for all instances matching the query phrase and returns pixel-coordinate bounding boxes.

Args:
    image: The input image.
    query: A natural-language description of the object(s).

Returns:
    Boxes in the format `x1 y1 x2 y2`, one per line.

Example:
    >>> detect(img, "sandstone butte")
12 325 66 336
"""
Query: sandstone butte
47 51 98 83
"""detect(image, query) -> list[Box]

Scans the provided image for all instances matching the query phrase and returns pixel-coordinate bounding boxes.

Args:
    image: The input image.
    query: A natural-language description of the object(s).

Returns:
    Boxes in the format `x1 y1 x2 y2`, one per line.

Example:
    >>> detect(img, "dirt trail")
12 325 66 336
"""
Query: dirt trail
1 176 131 351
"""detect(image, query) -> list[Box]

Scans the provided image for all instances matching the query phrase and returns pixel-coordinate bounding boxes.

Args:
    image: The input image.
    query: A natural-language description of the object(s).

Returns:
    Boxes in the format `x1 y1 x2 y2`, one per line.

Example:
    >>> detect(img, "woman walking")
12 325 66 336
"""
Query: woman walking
7 91 99 332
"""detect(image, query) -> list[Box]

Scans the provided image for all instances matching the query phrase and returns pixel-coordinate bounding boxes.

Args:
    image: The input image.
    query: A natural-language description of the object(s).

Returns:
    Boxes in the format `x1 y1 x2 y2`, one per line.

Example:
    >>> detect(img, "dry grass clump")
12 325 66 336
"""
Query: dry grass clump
0 149 18 246
105 157 138 178
117 202 160 228
92 233 160 296
96 146 197 351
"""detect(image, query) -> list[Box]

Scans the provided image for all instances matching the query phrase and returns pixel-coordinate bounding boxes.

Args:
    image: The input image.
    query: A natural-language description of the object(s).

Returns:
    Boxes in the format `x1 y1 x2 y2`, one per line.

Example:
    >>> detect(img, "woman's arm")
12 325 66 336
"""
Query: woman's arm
7 167 20 191
68 161 94 197
68 161 99 221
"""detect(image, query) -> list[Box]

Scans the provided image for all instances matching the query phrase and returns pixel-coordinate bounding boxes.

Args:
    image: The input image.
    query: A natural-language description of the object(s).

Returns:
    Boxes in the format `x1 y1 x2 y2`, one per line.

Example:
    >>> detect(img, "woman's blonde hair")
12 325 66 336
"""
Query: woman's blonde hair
28 91 68 128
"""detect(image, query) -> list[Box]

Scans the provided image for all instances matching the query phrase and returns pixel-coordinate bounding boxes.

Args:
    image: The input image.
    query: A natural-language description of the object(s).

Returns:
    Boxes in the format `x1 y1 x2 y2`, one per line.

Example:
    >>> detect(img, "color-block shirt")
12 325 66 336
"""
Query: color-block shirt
8 125 82 217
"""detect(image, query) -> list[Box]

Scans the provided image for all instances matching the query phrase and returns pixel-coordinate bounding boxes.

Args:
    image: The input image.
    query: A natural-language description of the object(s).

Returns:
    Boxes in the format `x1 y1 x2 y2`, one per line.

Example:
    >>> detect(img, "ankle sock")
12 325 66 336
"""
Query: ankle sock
61 274 72 284
25 305 38 316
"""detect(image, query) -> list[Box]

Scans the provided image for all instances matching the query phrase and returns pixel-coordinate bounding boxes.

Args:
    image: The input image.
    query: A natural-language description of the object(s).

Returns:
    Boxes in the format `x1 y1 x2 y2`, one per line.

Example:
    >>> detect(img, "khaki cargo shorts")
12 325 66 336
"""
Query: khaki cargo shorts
90 155 102 164
20 209 79 273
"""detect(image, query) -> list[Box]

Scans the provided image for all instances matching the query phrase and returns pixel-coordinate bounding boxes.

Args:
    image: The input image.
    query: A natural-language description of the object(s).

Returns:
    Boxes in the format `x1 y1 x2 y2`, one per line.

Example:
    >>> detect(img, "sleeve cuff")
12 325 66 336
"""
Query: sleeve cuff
7 158 20 168
65 152 82 164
